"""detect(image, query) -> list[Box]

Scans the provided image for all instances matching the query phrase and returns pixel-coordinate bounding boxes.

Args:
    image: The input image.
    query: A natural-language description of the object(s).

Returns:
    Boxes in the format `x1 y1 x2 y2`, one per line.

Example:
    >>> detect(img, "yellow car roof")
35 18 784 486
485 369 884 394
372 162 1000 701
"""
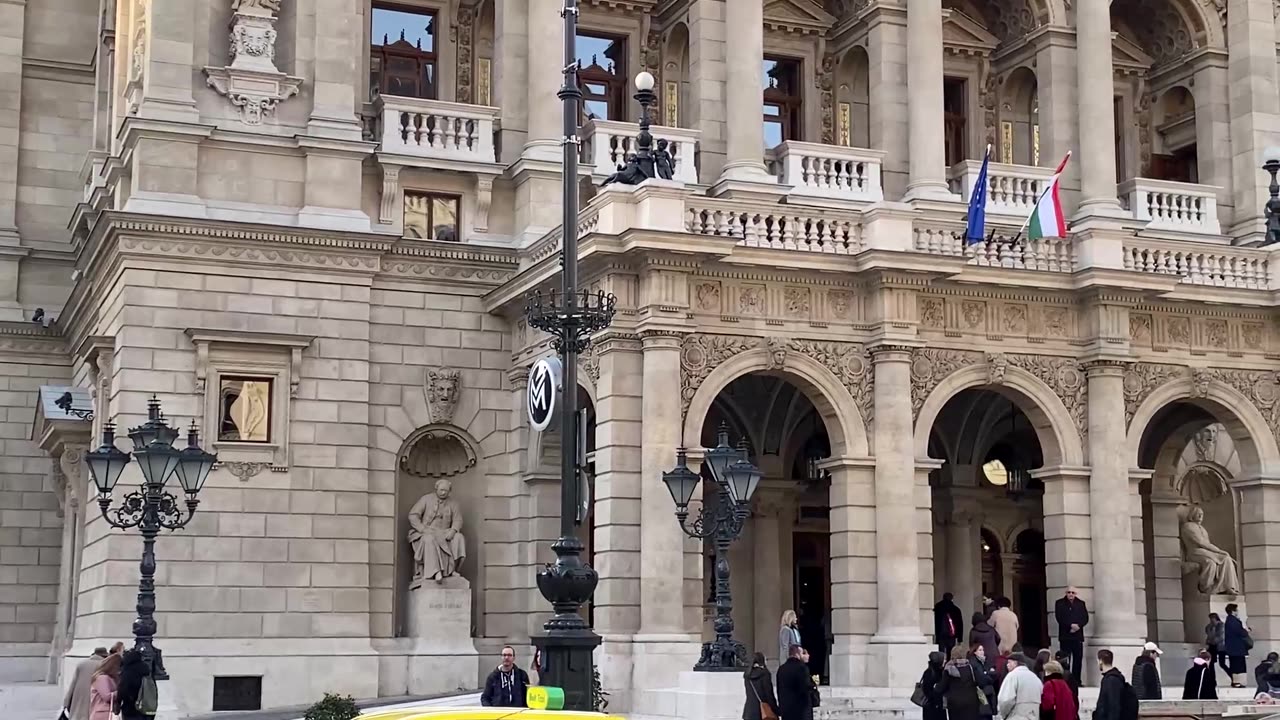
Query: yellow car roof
360 708 625 720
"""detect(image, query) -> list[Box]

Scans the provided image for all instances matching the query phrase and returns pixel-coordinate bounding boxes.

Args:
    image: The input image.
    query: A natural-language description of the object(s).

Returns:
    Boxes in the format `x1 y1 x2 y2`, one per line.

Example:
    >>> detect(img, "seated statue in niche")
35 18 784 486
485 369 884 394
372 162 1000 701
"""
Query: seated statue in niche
408 478 467 585
1180 504 1241 596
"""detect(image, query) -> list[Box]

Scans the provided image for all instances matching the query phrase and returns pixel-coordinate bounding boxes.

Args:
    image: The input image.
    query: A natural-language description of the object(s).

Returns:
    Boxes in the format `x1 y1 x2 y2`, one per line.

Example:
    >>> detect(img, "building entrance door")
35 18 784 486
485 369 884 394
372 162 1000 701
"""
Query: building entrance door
793 531 831 683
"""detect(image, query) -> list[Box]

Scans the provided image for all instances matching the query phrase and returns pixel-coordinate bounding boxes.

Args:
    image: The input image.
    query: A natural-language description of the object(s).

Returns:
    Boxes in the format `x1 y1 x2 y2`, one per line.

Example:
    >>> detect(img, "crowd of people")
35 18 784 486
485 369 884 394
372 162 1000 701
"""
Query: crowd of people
61 642 156 720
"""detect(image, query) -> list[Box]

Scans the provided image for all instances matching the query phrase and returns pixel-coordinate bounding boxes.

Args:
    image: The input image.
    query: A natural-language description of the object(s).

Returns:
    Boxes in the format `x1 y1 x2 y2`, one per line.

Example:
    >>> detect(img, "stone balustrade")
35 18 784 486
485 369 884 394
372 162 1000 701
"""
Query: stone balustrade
582 119 700 184
1122 239 1271 290
1119 178 1222 236
948 160 1056 219
685 197 864 254
375 95 500 166
773 141 885 203
913 226 1075 273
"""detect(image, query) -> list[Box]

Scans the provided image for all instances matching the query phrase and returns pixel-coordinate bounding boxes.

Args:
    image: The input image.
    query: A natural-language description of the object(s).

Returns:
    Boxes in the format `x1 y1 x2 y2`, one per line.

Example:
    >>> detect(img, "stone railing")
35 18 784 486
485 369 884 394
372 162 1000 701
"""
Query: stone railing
948 160 1056 218
1119 178 1221 236
685 197 863 254
582 119 700 184
375 95 500 165
773 141 885 203
913 226 1075 272
1122 239 1270 289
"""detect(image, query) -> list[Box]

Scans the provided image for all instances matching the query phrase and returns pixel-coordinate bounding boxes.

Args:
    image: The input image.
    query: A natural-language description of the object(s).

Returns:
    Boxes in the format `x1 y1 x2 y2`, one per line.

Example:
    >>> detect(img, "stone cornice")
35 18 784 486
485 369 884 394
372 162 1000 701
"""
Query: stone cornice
0 322 68 359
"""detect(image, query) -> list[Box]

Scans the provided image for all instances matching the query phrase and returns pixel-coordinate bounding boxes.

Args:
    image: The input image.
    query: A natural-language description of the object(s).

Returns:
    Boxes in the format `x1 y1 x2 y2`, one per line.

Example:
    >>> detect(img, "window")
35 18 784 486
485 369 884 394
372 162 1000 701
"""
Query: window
763 57 803 148
218 377 273 443
370 4 437 99
404 191 460 241
577 32 627 121
943 77 967 166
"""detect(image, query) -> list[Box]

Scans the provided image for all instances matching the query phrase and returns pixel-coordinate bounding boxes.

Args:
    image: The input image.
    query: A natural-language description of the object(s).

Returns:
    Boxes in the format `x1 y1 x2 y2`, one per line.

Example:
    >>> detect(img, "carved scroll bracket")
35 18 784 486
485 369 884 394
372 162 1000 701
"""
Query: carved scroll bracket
203 0 301 125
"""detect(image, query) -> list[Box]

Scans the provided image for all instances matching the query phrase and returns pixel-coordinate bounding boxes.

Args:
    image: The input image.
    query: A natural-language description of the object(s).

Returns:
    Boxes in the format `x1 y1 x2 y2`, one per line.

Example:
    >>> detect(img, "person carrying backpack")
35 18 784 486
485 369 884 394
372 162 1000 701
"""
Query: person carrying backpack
115 650 157 720
1095 649 1139 720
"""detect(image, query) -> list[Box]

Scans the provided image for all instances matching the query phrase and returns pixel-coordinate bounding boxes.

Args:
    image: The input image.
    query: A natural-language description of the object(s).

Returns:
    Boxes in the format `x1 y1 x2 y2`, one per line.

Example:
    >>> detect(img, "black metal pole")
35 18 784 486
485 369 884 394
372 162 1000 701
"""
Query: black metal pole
1263 159 1280 245
559 0 580 544
133 496 163 678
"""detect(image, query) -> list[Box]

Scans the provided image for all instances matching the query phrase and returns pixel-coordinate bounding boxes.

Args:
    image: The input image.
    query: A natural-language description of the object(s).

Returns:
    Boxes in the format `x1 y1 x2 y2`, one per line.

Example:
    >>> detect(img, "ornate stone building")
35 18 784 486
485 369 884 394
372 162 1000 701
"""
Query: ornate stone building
1 0 1279 716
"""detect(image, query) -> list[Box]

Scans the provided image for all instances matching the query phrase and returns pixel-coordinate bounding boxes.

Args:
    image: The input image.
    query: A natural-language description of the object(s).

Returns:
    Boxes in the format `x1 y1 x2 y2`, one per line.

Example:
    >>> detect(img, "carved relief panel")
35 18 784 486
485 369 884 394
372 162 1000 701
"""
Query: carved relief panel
1128 310 1271 355
688 277 859 325
918 295 1073 342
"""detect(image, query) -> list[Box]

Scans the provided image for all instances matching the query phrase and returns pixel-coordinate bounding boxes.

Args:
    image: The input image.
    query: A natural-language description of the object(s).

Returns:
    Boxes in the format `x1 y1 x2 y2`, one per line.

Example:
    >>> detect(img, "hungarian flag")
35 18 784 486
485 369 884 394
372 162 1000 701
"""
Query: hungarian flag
1024 151 1072 240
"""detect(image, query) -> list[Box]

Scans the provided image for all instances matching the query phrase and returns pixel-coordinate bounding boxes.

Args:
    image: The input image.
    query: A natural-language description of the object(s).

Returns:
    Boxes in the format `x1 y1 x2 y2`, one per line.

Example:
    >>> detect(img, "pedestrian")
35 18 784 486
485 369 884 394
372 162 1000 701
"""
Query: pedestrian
1054 649 1080 708
1183 650 1218 700
779 610 801 669
917 651 947 720
1224 603 1251 688
63 647 109 720
969 612 1000 665
1033 649 1052 680
115 650 150 720
480 646 531 708
1205 613 1227 677
1255 652 1280 696
935 593 965 656
88 653 122 720
1040 660 1077 720
996 652 1043 720
744 651 780 720
1094 649 1136 720
529 649 542 685
990 598 1020 656
1054 587 1088 689
967 643 996 717
776 645 817 720
936 647 984 720
1132 642 1162 700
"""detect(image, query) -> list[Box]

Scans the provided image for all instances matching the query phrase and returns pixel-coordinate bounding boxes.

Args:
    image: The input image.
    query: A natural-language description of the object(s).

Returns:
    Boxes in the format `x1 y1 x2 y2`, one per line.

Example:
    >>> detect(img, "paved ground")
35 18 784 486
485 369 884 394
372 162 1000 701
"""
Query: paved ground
0 681 62 720
187 691 482 720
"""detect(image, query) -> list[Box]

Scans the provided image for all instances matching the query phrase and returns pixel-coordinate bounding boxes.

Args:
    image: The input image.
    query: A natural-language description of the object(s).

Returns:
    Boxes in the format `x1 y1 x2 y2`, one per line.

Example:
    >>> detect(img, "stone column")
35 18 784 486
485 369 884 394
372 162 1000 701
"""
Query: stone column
0 0 25 243
522 0 563 163
687 0 727 181
493 0 529 164
828 457 877 686
752 494 787 668
713 0 772 188
307 0 363 138
1237 476 1280 650
947 513 980 625
136 0 199 121
902 0 951 202
1037 466 1094 625
1074 0 1123 216
1129 471 1150 634
1085 362 1143 667
868 346 929 685
1225 0 1280 239
1192 61 1234 226
864 8 909 199
1034 31 1080 208
1147 494 1184 643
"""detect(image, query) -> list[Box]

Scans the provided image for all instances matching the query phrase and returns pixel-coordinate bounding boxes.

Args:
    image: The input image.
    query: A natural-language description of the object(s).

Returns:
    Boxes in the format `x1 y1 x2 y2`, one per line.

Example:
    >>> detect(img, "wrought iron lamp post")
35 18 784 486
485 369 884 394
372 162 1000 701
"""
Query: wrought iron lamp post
521 0 617 710
663 424 763 671
82 396 217 680
601 71 675 186
1262 151 1280 246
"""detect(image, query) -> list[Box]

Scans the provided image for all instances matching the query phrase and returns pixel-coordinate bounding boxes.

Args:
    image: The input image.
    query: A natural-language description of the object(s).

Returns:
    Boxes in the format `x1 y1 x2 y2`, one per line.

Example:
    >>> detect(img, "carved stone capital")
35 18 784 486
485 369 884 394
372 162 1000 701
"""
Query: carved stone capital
640 329 685 351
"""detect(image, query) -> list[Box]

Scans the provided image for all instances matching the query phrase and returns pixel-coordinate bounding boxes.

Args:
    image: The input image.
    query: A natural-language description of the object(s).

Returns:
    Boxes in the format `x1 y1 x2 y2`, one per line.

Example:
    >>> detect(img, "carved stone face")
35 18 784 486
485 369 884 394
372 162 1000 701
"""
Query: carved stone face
432 374 458 404
435 479 452 500
1189 506 1204 523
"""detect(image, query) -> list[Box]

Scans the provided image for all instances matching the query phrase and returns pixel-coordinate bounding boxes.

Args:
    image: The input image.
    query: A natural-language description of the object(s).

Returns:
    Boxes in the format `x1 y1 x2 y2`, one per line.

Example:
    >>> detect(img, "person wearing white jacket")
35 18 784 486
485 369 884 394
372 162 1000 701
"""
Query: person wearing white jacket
998 653 1044 720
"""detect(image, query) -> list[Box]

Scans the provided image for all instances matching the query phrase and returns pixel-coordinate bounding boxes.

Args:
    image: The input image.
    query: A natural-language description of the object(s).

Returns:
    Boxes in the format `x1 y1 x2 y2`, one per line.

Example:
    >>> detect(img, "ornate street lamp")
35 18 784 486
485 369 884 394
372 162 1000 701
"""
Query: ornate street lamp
601 71 675 185
520 0 617 710
663 424 763 671
1262 149 1280 246
83 396 216 681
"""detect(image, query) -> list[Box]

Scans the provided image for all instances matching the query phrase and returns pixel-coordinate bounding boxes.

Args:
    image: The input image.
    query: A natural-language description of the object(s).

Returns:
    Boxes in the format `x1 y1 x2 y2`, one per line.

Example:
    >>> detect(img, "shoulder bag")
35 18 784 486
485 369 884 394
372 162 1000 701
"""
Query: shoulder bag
971 665 990 709
749 677 778 720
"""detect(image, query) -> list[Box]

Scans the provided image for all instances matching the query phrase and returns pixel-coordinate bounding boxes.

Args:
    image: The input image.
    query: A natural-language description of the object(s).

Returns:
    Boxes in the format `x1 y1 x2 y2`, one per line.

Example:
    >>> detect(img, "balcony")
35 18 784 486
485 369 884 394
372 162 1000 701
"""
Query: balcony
948 160 1056 219
374 95 501 171
767 142 885 204
1122 237 1270 290
582 119 700 184
1119 178 1221 237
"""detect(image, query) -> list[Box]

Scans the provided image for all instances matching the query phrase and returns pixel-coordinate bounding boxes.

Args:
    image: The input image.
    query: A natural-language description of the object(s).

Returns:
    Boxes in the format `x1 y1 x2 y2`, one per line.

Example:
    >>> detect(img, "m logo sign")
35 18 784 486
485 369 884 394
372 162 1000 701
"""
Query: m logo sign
527 357 562 432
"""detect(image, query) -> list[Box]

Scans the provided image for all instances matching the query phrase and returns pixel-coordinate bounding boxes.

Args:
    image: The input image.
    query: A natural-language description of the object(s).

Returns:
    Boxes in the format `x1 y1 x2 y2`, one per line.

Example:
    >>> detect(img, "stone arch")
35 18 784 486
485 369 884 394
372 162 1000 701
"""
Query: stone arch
682 347 869 458
914 364 1086 468
662 21 690 128
1001 65 1039 166
1110 0 1225 66
1126 376 1280 479
834 46 870 148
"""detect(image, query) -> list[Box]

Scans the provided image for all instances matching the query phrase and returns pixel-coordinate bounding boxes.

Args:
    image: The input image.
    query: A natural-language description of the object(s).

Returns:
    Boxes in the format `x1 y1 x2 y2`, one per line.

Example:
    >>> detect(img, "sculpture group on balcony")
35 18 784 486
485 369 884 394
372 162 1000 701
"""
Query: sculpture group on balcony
1180 503 1241 596
408 478 468 585
602 138 675 186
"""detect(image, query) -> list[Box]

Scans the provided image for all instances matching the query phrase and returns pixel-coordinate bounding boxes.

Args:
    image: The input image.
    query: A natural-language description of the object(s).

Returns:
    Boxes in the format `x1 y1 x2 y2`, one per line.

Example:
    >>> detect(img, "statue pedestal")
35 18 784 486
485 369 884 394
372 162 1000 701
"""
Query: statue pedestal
402 576 478 695
1182 574 1244 643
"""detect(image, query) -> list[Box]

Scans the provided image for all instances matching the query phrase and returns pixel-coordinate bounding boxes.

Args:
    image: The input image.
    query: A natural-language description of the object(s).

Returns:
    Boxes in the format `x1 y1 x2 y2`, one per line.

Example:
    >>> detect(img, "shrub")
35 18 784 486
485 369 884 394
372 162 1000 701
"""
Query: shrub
303 693 360 720
592 667 610 713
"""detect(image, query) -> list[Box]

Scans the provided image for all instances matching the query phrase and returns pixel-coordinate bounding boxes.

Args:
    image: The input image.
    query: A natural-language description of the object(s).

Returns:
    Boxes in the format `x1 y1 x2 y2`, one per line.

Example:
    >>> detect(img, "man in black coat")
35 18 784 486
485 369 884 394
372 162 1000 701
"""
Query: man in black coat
481 646 531 708
934 593 965 656
776 644 817 720
1094 649 1131 720
1054 587 1089 688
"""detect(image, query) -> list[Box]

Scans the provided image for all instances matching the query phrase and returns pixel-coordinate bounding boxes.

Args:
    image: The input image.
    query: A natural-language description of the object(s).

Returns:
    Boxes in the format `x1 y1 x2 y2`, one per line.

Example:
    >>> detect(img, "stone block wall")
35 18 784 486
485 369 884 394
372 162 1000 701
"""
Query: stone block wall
0 334 70 682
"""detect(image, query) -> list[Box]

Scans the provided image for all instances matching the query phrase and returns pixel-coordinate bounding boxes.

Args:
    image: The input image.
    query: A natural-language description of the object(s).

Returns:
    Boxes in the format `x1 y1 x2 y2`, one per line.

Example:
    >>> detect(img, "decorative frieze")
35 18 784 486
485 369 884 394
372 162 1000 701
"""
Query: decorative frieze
917 296 1074 340
680 334 762 420
1121 363 1187 427
1122 362 1280 441
204 0 302 125
787 339 874 427
1129 310 1271 354
688 277 858 324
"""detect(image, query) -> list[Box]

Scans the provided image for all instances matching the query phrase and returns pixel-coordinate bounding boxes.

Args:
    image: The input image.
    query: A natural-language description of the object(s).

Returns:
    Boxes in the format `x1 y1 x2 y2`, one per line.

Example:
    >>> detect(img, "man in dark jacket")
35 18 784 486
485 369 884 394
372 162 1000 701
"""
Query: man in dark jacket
1054 587 1088 688
776 644 817 720
934 593 965 656
1132 643 1162 700
1095 650 1135 720
481 646 530 708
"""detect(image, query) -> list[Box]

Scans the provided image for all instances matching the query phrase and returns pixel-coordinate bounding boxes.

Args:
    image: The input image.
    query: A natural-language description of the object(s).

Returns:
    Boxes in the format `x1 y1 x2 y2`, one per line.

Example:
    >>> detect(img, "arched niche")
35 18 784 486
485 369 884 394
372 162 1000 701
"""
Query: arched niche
834 46 870 148
662 22 690 129
1150 85 1199 183
1001 66 1038 166
474 0 494 105
392 426 482 638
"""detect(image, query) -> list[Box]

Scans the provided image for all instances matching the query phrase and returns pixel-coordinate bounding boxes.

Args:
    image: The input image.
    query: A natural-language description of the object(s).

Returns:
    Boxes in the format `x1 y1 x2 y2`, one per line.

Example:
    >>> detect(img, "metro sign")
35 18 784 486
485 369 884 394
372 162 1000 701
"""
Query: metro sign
527 356 562 432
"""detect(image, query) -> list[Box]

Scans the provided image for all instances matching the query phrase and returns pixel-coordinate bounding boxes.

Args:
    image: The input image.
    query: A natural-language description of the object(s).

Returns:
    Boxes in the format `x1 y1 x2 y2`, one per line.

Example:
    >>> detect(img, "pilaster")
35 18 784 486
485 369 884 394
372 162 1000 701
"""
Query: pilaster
863 6 909 199
1073 0 1125 218
306 0 364 139
1147 493 1185 643
1237 475 1280 650
711 0 774 192
1032 28 1079 209
686 0 727 182
0 0 25 245
901 0 953 203
493 0 529 164
135 0 199 122
521 0 562 164
1226 0 1280 241
827 456 877 687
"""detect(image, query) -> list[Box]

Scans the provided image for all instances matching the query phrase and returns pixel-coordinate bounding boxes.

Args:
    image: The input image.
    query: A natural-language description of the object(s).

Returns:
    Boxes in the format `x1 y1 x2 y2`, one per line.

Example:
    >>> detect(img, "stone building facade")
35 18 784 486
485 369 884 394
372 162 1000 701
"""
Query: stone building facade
1 0 1279 716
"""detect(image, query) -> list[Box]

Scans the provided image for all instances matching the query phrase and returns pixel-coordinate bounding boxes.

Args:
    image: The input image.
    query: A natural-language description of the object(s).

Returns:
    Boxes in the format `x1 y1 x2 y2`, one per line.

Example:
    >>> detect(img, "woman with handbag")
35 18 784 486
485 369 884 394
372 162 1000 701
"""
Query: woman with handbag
88 654 121 720
936 647 985 720
743 652 780 720
914 652 947 720
1224 603 1251 688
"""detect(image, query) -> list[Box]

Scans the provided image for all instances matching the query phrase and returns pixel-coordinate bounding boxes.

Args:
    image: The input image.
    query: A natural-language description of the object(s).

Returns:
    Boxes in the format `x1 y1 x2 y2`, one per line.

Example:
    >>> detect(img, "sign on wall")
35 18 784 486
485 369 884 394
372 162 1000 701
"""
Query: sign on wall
527 356 562 432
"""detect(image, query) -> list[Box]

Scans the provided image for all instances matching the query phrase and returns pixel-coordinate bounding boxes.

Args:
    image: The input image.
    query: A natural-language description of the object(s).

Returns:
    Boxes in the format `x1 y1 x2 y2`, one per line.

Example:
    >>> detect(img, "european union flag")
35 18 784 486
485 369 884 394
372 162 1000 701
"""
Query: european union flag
965 145 991 245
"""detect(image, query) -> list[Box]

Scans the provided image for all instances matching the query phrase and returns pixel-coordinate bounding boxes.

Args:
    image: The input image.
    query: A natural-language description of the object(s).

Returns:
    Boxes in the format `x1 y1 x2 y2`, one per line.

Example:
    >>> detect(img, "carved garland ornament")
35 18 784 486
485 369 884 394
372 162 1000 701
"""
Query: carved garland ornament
1122 363 1280 441
910 348 981 421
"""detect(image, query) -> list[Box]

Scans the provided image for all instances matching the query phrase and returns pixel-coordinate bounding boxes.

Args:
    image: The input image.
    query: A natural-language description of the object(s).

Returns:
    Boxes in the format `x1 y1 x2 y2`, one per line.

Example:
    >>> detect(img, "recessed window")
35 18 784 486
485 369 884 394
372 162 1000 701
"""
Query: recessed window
404 191 460 241
218 377 273 443
763 57 803 148
371 4 437 99
577 32 627 121
944 77 968 166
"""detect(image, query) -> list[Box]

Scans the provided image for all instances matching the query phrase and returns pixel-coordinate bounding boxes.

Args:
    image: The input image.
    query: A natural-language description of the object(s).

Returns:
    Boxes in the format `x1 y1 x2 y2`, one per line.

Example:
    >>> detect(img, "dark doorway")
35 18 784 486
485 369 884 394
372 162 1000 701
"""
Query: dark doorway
1014 530 1048 649
794 532 831 684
